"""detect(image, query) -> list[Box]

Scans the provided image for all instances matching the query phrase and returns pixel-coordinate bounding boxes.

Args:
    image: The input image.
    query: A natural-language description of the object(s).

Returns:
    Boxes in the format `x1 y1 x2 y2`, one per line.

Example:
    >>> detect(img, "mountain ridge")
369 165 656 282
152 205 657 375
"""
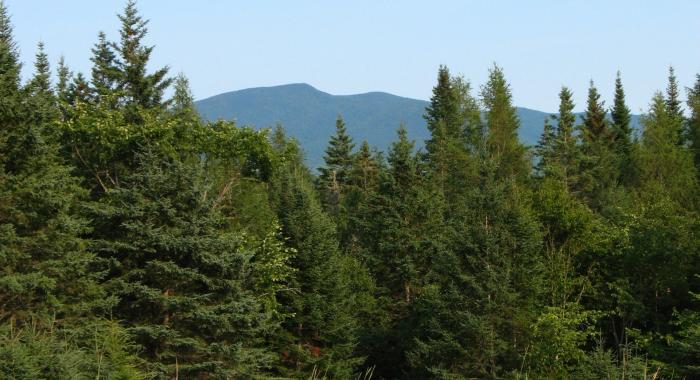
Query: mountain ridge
195 83 640 168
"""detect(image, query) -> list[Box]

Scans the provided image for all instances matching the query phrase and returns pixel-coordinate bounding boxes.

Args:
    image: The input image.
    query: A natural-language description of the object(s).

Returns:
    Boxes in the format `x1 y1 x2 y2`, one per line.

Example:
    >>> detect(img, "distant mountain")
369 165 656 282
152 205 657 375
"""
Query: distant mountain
195 83 640 168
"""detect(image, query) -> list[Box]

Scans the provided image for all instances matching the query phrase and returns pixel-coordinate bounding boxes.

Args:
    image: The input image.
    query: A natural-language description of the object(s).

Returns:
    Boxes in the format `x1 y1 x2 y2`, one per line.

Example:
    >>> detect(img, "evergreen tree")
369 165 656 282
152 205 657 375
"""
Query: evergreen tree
611 71 632 153
535 116 556 176
688 74 700 173
113 0 172 121
92 151 288 378
56 56 71 101
666 66 684 128
170 72 196 114
90 31 119 105
0 4 100 329
611 72 634 183
581 80 610 144
636 92 697 203
318 114 355 215
272 142 376 378
481 64 528 181
578 81 619 206
424 66 479 197
357 125 447 378
27 41 51 95
547 86 580 189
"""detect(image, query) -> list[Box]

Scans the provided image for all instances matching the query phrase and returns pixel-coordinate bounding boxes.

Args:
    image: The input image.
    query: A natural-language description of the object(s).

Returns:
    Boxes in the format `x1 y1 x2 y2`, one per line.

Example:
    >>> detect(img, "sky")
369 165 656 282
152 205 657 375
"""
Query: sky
5 0 700 113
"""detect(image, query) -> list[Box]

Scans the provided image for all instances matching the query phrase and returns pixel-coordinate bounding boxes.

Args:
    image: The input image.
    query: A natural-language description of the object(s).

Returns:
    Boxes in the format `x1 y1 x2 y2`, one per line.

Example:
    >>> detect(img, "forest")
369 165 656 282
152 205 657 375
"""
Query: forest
2 1 700 379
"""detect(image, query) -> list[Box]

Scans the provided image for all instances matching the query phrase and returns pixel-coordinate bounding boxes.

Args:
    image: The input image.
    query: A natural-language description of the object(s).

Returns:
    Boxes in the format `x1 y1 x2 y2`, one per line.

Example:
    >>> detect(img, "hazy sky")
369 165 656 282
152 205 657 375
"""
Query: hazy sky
5 1 700 113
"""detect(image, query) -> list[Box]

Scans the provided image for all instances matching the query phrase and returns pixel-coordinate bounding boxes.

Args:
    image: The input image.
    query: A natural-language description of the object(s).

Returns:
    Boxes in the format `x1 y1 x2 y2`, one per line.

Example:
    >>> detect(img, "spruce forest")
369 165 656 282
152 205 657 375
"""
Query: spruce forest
2 2 700 379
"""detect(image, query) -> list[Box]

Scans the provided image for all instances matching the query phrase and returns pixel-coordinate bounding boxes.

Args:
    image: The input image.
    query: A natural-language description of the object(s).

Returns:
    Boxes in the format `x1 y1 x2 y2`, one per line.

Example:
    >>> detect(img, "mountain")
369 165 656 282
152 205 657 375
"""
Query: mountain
195 83 639 168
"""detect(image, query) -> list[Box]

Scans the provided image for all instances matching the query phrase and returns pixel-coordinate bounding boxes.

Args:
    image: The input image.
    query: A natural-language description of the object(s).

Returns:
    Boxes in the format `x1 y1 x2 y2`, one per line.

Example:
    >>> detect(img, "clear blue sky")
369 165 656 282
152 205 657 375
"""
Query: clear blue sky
5 0 700 113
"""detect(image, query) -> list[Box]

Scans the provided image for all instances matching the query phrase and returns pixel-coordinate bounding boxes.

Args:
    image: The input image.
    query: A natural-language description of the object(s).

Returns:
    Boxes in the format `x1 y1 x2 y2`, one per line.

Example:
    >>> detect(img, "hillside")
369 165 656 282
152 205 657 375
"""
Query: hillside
195 83 639 168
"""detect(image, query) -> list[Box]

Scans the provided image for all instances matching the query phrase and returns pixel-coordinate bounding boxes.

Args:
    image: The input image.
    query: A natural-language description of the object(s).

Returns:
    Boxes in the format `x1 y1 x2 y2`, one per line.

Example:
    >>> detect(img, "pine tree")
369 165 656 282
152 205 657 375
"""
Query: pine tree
318 114 355 215
113 0 172 121
481 64 528 181
90 31 119 105
551 86 580 188
170 72 196 115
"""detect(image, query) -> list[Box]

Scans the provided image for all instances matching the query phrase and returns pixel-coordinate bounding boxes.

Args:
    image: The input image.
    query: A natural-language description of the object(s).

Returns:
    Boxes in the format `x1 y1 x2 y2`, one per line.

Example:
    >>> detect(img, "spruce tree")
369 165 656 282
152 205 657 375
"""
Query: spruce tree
90 31 119 105
481 64 528 181
581 80 610 144
688 74 700 173
92 151 288 378
357 125 447 378
550 86 580 189
666 66 684 130
535 116 556 176
424 66 479 197
171 72 196 114
114 0 172 121
611 72 634 184
611 71 632 153
318 114 355 215
636 92 697 203
27 42 51 95
272 142 376 378
0 4 100 329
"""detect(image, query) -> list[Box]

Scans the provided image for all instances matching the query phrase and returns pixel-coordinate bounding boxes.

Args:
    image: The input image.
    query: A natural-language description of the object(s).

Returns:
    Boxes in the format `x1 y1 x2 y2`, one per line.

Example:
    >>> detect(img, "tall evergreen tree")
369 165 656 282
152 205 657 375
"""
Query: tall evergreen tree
90 31 119 105
113 0 172 120
481 64 528 181
688 74 700 173
92 152 288 378
581 80 610 144
171 72 196 114
272 142 376 378
636 92 697 203
611 71 632 152
666 66 684 126
0 4 100 330
318 114 355 215
27 42 51 95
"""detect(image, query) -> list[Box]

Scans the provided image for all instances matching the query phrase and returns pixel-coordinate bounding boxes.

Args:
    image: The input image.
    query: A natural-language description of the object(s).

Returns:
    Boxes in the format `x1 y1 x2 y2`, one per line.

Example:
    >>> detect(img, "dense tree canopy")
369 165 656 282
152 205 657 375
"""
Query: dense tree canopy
1 1 699 379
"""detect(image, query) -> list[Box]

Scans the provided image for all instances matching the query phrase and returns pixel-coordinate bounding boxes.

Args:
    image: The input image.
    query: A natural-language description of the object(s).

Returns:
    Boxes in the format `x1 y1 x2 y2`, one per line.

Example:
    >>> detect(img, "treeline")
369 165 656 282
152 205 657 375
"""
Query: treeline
1 1 700 379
